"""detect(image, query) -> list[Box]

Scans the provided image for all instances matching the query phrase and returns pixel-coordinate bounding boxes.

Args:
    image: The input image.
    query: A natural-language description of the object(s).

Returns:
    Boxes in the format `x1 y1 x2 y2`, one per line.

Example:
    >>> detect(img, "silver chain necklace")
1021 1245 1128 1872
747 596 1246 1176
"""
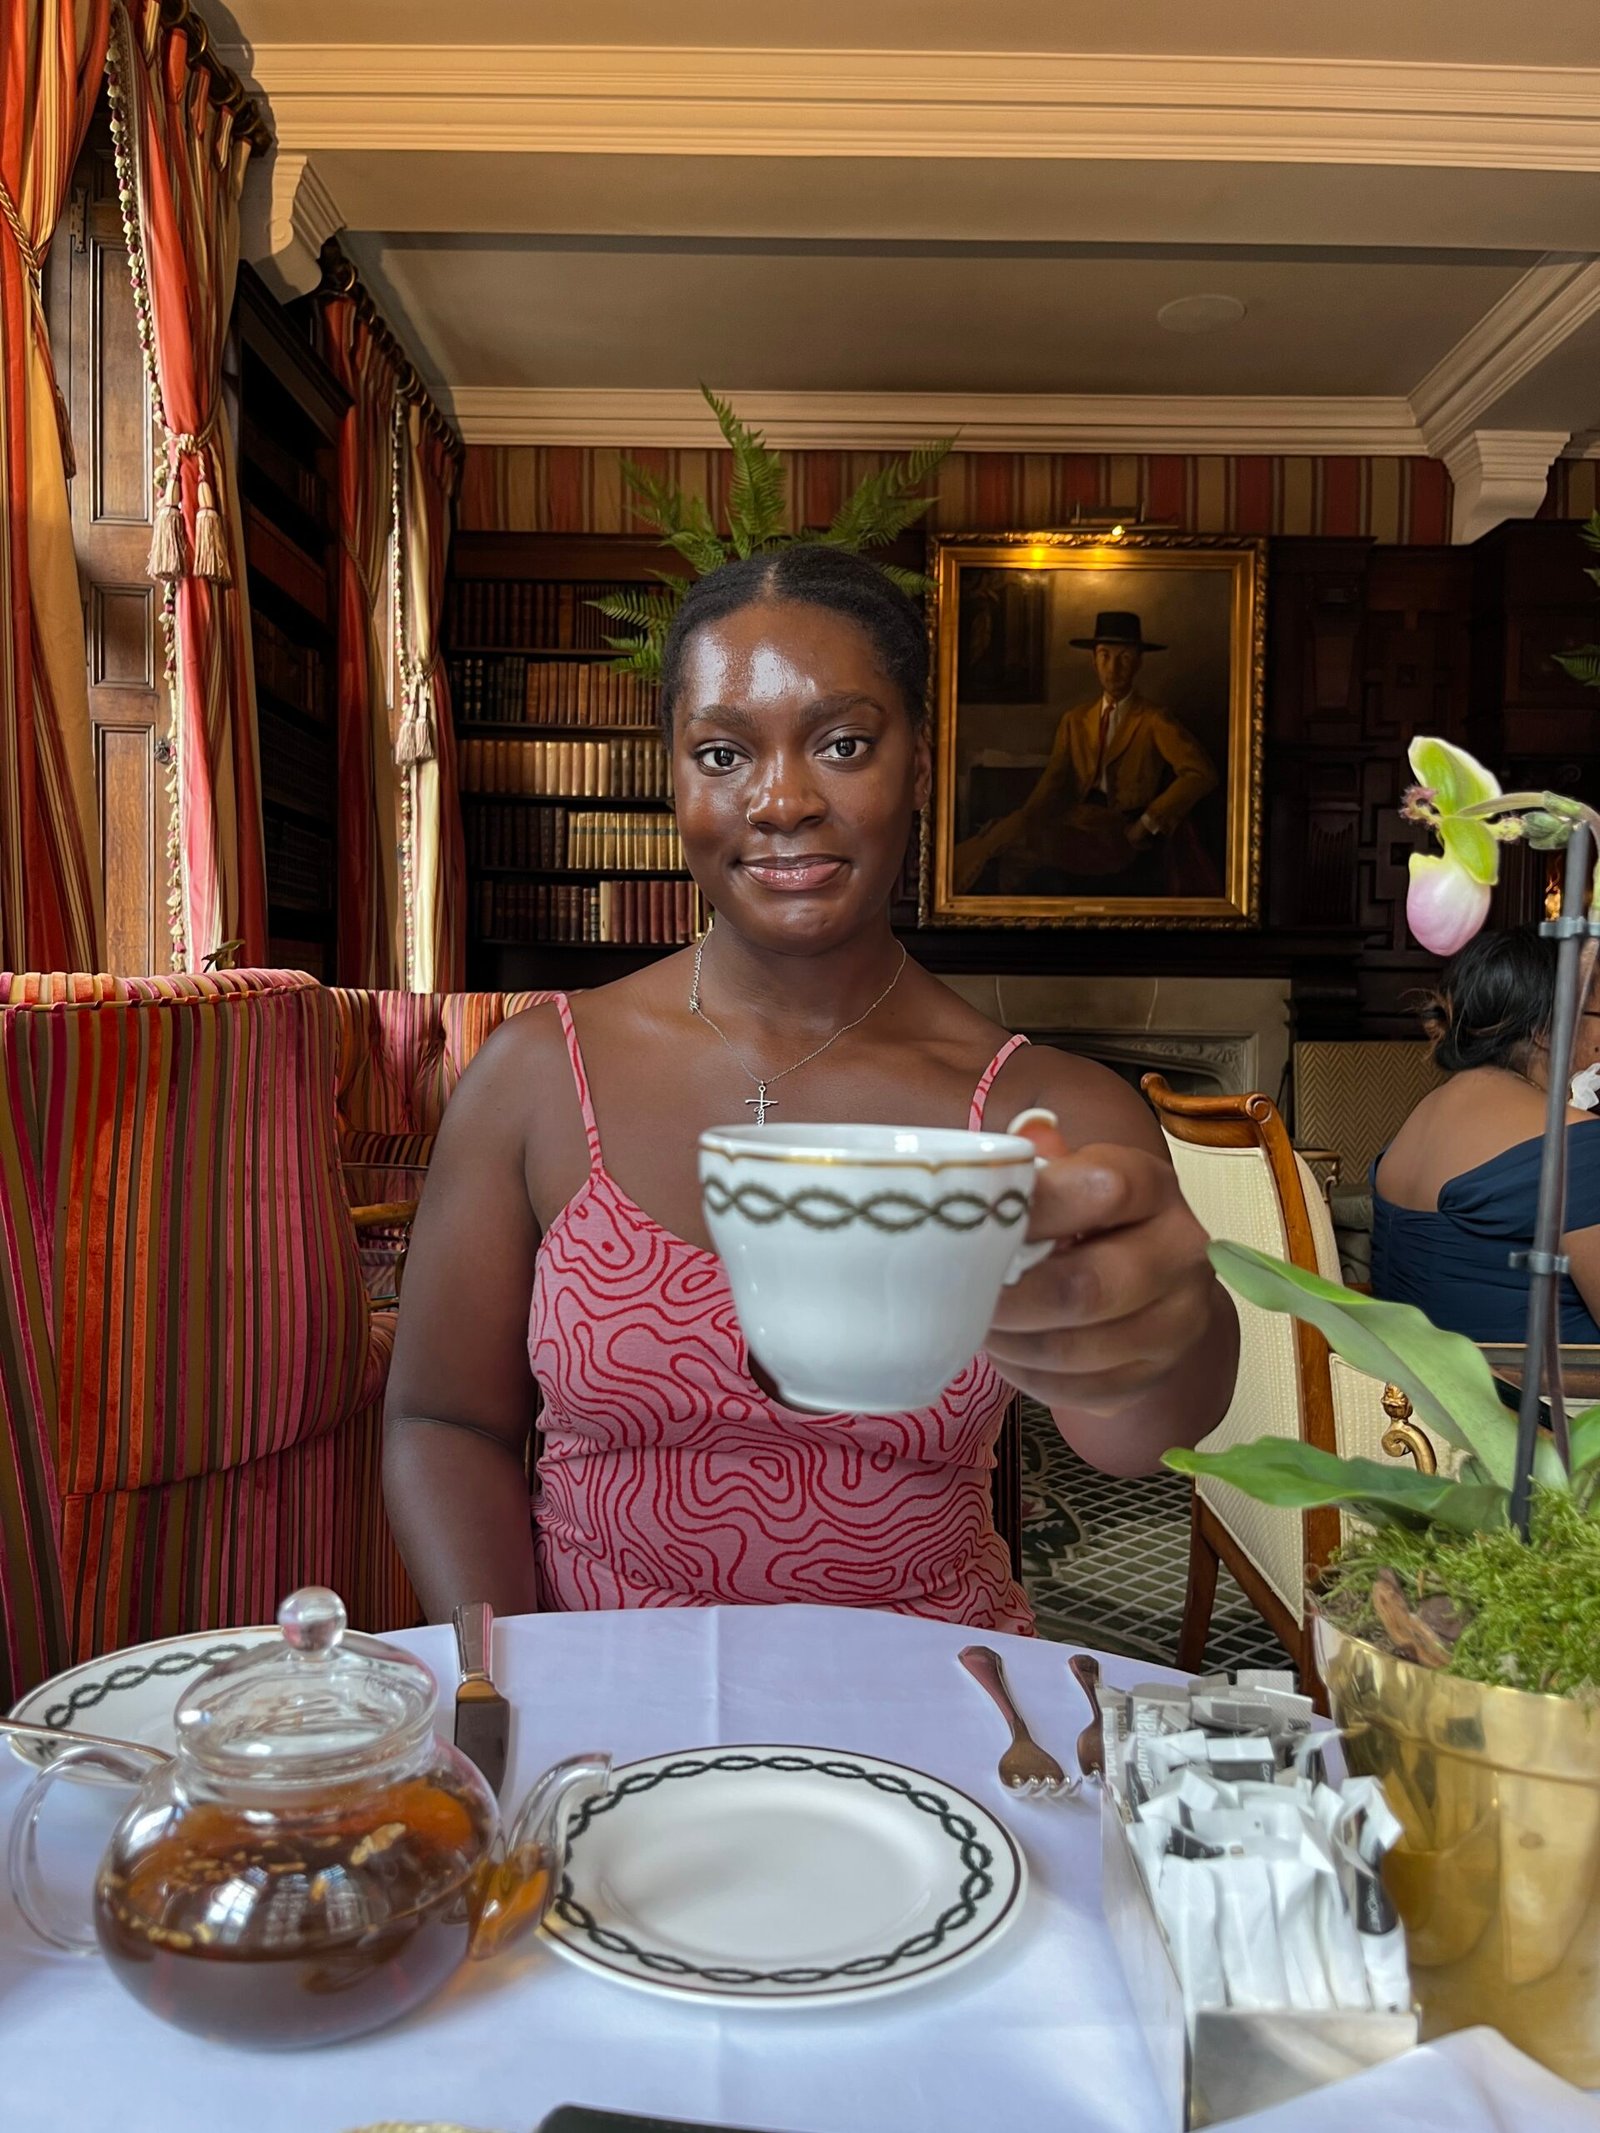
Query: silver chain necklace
689 920 909 1126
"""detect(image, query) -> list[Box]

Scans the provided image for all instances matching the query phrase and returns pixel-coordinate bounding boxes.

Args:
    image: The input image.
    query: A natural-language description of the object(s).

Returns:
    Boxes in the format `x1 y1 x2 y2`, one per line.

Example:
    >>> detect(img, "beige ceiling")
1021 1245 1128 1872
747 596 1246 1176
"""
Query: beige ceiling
359 243 1523 398
220 0 1600 474
217 0 1600 65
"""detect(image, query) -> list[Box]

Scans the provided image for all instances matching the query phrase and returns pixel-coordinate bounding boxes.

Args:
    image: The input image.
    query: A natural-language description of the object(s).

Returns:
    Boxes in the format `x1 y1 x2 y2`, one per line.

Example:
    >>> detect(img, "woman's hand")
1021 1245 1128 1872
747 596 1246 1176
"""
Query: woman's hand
983 1111 1237 1473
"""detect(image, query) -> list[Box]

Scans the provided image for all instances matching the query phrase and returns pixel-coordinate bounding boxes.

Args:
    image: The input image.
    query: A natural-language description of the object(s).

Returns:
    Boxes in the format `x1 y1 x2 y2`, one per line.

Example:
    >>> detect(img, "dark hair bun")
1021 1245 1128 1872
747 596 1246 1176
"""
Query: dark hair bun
1420 924 1556 1075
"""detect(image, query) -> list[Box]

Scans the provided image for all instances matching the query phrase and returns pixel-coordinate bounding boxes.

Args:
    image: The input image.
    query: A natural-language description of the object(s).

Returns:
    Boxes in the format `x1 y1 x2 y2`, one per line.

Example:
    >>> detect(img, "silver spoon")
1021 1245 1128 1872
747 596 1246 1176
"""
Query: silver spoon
0 1714 169 1763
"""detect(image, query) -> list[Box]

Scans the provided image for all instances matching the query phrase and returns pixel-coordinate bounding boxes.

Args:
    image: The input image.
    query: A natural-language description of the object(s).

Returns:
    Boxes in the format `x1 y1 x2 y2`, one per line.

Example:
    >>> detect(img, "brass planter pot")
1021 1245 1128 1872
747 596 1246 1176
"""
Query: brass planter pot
1315 1612 1600 2086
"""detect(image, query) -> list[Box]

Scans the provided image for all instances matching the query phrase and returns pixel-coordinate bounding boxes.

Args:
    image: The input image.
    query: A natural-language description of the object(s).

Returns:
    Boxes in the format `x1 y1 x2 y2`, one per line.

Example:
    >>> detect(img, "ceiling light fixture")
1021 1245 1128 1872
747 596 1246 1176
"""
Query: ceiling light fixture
1157 294 1247 335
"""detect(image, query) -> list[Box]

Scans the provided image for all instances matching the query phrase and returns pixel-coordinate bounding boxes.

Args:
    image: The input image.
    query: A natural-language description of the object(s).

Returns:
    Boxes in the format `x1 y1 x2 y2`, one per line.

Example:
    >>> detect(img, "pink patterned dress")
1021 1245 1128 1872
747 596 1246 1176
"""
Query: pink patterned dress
528 996 1033 1630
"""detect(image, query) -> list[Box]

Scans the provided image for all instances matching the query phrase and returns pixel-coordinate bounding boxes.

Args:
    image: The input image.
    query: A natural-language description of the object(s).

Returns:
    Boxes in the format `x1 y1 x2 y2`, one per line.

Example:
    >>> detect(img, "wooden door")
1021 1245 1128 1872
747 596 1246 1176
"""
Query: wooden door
45 109 168 975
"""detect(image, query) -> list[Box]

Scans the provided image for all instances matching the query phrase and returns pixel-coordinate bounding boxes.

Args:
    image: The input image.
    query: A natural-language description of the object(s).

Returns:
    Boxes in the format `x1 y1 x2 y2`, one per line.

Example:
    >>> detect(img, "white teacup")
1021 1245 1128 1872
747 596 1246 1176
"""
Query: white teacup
698 1122 1051 1414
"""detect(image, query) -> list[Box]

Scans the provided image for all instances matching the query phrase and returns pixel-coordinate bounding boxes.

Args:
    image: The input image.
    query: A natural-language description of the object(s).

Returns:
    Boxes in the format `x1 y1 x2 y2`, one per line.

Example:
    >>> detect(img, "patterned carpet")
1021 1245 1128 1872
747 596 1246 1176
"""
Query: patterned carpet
1018 1398 1293 1673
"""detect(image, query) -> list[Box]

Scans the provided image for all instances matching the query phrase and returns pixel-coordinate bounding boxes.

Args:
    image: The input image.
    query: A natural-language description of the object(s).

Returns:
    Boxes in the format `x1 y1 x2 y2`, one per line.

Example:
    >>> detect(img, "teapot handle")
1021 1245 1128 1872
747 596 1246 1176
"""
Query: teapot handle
7 1742 153 1954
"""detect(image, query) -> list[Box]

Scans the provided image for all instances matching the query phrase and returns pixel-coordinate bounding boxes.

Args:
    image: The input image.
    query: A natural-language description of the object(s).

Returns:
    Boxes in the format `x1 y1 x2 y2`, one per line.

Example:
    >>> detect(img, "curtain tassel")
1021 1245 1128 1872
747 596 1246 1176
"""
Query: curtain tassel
191 452 231 582
51 377 77 482
149 459 188 581
395 671 437 766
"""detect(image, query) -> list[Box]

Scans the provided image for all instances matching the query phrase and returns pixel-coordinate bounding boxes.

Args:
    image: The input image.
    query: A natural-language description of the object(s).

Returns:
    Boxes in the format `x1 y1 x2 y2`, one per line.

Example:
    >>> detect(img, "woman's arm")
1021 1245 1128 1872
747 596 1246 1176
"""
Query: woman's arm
383 1016 550 1621
983 1053 1240 1475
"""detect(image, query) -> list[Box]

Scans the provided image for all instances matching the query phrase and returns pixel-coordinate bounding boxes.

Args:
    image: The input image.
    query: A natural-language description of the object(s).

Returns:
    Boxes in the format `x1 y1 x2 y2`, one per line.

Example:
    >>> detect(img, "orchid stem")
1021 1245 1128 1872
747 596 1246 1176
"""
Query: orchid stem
1508 820 1591 1538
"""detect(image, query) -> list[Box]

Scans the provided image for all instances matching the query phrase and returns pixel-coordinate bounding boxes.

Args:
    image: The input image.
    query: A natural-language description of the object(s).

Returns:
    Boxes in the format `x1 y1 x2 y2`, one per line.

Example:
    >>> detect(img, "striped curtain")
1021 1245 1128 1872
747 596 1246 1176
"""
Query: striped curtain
0 0 109 973
106 0 266 971
318 294 403 987
397 402 466 990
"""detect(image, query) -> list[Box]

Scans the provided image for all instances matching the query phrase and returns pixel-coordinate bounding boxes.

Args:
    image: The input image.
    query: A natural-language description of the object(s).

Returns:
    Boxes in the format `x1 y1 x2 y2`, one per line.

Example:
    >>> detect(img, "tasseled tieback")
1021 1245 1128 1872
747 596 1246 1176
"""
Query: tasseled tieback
0 170 78 482
394 660 438 767
150 413 231 585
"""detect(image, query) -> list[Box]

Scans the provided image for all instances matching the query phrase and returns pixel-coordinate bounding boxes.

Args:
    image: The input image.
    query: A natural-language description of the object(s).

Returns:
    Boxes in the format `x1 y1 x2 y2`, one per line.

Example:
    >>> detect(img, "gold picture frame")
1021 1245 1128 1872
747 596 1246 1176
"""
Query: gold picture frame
922 532 1265 928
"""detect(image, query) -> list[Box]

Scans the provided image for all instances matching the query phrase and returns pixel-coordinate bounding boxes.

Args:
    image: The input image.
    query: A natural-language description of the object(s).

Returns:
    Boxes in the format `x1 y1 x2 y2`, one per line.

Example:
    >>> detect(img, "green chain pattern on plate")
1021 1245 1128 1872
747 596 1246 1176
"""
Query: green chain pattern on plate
554 1751 999 1986
40 1643 250 1732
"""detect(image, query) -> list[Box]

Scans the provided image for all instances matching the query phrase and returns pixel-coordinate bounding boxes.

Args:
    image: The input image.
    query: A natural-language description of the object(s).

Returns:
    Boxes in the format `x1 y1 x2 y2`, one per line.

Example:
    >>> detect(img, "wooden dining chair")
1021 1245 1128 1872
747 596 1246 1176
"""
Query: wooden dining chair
1141 1075 1434 1695
992 1393 1025 1585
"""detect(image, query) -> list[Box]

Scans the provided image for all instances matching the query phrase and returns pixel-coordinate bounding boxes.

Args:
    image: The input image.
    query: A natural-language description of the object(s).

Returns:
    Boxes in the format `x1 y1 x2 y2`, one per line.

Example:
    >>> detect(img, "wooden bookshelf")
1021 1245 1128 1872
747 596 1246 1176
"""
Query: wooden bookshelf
448 533 701 986
235 267 347 978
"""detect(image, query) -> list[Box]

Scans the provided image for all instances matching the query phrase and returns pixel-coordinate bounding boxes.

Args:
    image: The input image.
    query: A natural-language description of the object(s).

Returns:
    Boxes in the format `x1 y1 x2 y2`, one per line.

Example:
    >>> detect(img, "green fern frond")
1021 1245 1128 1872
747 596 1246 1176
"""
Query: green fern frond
822 439 953 552
603 635 665 683
1554 644 1600 690
619 459 696 543
878 562 933 601
652 491 730 576
704 385 788 557
1576 509 1600 555
590 586 680 632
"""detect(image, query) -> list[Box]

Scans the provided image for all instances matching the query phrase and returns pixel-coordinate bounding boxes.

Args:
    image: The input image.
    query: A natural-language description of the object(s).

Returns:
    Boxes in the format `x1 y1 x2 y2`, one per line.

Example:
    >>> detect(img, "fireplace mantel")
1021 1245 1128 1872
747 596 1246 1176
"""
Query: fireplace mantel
940 973 1291 1100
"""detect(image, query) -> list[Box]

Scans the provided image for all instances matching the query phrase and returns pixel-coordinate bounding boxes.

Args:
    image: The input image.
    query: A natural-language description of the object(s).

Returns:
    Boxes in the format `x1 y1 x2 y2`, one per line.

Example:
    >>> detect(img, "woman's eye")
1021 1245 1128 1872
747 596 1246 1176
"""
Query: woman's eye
823 735 868 761
695 745 741 772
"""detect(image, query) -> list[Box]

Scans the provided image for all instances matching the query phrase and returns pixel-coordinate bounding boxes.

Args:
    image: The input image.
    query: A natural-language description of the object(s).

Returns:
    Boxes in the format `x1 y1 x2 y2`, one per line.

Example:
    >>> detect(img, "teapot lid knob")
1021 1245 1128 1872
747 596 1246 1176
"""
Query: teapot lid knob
277 1586 347 1655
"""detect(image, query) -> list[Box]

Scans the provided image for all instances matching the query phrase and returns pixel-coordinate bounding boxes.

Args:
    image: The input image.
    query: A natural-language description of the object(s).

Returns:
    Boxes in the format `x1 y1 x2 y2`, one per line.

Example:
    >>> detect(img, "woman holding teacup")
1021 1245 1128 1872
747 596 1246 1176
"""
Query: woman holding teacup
384 546 1239 1629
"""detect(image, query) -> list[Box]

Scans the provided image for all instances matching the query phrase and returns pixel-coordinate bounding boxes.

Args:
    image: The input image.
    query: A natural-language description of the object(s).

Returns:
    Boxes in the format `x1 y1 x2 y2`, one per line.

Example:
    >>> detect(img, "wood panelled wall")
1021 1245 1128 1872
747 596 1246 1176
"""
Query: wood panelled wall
46 115 167 976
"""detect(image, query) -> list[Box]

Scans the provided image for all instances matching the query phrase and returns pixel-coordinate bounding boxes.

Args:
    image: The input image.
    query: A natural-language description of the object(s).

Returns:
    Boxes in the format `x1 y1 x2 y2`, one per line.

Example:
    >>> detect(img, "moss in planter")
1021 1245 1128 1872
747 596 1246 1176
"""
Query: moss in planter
1320 1491 1600 1702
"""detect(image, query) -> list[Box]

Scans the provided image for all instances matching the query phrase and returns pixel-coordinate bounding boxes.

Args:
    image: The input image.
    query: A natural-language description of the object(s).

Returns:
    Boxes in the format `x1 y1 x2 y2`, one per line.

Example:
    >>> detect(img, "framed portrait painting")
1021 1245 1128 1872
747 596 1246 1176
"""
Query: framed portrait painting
923 533 1265 927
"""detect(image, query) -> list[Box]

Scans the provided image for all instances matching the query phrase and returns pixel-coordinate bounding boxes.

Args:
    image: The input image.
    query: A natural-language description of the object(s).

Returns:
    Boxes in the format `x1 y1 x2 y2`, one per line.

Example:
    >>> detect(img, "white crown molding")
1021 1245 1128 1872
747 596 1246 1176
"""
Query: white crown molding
449 387 1425 454
221 46 1600 168
1441 429 1569 544
239 151 344 301
1412 257 1600 459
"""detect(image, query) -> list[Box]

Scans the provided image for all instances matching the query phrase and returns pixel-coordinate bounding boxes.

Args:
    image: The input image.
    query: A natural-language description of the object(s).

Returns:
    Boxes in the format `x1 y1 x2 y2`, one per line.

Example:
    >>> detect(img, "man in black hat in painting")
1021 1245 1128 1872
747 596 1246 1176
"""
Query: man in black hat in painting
953 610 1218 896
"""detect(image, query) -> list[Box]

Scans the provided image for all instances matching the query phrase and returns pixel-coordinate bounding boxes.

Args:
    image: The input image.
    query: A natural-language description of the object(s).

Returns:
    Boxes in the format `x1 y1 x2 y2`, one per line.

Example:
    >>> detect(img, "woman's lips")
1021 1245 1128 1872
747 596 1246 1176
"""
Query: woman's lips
738 856 848 892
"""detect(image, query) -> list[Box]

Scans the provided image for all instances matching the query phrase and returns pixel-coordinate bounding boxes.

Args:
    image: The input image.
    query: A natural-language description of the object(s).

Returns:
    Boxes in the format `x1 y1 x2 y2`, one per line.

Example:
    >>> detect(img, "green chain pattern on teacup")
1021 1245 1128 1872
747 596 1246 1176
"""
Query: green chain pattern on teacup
703 1179 1031 1234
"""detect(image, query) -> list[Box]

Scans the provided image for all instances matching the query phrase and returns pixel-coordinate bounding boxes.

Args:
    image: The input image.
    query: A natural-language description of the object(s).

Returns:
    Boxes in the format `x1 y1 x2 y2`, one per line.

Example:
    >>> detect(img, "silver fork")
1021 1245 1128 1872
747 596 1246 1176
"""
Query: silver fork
958 1645 1080 1797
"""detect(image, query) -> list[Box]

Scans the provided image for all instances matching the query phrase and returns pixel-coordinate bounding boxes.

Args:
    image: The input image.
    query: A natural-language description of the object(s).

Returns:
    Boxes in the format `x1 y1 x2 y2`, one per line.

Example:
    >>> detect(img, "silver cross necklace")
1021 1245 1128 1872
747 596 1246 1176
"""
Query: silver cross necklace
688 919 909 1125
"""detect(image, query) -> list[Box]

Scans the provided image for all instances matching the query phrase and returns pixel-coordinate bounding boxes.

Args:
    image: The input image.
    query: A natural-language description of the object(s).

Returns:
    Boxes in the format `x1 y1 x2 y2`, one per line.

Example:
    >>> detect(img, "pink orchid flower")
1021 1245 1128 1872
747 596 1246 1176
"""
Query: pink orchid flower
1401 737 1503 957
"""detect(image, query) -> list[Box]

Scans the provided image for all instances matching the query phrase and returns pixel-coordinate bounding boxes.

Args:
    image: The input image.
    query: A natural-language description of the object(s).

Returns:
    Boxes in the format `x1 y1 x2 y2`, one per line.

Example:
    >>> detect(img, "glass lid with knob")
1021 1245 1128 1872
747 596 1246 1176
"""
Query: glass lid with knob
172 1586 439 1787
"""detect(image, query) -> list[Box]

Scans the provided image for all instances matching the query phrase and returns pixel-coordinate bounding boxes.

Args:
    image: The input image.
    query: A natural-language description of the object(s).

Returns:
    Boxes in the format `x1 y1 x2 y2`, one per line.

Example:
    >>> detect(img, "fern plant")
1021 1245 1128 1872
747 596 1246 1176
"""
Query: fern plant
591 387 952 680
1553 508 1600 691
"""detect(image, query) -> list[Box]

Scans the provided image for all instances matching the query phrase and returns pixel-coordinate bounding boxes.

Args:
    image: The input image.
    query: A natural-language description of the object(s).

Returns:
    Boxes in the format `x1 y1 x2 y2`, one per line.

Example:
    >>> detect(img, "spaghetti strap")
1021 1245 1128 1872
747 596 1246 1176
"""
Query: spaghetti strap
969 1033 1029 1129
552 993 605 1171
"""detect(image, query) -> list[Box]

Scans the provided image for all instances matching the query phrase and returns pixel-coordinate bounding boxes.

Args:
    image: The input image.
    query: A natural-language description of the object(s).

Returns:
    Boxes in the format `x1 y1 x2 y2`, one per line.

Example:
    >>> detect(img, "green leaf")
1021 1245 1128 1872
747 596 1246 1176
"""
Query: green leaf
878 562 933 601
703 387 788 558
1206 1240 1530 1489
1165 1438 1508 1534
1570 1404 1600 1477
1553 646 1600 691
822 440 953 552
1576 510 1600 555
620 460 695 542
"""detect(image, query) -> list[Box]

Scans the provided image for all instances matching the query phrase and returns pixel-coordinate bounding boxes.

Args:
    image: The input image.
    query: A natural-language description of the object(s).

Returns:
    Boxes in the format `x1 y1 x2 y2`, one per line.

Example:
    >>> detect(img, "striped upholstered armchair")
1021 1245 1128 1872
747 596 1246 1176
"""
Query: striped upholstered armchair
327 987 552 1185
0 970 414 1686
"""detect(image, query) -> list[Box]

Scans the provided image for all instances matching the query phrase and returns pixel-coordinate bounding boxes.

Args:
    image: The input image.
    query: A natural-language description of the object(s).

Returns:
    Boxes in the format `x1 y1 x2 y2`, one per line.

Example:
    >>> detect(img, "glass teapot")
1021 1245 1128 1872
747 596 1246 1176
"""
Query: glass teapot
7 1589 610 2048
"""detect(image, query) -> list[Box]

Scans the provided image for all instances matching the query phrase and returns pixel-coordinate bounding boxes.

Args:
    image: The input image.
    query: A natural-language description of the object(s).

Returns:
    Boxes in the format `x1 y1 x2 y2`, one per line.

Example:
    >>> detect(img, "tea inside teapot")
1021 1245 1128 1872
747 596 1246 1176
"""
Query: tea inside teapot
97 1767 493 2049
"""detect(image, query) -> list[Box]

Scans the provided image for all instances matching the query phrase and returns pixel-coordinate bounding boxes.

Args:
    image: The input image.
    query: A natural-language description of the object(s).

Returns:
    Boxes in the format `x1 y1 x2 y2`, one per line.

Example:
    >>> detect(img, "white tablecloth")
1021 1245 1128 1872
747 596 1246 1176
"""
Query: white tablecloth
0 1604 1592 2133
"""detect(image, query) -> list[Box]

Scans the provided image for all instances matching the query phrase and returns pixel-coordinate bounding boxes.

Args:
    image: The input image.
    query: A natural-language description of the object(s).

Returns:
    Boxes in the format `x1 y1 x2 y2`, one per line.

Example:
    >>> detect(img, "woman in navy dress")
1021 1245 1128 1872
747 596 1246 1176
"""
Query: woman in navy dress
1371 926 1600 1343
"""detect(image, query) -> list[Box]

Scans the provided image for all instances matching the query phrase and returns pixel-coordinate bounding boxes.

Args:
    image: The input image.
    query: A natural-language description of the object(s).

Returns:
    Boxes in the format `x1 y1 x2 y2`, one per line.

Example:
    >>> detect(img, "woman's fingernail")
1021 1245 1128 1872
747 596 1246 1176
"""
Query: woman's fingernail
1006 1107 1059 1135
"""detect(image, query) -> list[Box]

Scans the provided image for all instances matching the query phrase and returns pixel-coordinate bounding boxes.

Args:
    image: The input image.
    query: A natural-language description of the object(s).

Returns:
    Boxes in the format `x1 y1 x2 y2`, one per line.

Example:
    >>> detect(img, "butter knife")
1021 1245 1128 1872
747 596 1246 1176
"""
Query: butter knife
452 1601 509 1797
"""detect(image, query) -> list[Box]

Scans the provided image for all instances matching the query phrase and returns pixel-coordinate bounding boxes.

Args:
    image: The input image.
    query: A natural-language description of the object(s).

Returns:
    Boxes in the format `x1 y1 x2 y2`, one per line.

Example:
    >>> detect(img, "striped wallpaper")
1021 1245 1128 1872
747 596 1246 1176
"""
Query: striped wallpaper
460 447 1455 545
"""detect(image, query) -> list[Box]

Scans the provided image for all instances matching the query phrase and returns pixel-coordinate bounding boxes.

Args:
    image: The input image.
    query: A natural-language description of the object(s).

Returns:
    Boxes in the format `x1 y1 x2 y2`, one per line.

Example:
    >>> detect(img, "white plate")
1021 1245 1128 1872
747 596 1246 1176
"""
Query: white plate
542 1743 1026 2008
7 1626 278 1768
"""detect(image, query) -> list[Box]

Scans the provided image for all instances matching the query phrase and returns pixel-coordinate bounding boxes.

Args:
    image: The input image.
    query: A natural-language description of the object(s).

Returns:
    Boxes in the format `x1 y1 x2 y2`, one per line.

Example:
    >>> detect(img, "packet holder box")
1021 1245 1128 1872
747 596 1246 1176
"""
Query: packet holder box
1100 1782 1418 2129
